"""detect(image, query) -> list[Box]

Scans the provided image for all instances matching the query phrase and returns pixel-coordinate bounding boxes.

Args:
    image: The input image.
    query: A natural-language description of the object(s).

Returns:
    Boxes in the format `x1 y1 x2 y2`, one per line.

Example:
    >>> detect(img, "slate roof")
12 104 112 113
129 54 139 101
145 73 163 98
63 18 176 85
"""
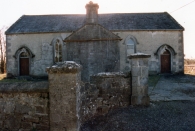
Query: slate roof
64 24 122 42
6 12 184 34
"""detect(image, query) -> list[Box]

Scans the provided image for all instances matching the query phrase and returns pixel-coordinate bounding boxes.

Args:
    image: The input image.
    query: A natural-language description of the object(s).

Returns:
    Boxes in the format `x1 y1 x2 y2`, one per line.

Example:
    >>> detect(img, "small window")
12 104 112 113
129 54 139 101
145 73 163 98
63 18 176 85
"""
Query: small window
126 38 135 56
54 40 62 62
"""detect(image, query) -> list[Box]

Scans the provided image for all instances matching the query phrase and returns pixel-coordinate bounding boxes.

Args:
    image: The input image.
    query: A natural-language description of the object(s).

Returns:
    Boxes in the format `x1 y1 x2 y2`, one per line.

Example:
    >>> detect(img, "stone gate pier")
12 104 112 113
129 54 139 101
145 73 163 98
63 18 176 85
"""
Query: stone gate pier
129 53 151 106
46 61 82 131
46 55 151 130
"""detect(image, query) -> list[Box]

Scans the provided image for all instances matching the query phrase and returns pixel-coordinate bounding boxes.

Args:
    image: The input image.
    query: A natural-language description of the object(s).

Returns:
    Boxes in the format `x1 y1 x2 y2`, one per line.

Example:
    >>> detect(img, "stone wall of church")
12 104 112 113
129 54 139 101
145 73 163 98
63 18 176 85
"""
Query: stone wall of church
6 30 184 77
6 33 70 77
66 41 120 82
116 30 184 74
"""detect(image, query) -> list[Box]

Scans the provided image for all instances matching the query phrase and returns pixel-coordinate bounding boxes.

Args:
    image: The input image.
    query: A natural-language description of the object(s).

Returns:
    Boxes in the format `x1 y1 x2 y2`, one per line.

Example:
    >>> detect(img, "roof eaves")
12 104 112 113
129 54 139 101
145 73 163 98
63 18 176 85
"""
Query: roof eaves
5 31 74 35
6 29 184 35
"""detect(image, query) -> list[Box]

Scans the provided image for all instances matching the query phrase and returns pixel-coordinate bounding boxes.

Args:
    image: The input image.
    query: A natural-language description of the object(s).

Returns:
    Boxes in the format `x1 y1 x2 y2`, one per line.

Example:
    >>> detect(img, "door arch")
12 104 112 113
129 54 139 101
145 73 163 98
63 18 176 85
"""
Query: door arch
161 49 171 73
19 52 30 75
154 44 176 74
14 46 35 76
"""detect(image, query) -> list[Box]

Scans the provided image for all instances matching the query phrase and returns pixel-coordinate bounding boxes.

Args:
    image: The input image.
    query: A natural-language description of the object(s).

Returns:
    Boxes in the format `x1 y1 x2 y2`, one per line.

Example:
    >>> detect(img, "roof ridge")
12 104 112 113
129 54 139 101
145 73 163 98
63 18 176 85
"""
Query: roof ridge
22 14 86 16
17 12 167 17
99 12 165 15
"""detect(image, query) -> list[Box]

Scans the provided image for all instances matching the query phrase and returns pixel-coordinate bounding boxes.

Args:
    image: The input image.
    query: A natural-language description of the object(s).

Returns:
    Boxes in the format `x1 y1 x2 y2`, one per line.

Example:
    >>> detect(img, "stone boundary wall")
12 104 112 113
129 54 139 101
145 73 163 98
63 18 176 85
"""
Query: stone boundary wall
78 72 131 125
0 82 49 131
0 56 150 130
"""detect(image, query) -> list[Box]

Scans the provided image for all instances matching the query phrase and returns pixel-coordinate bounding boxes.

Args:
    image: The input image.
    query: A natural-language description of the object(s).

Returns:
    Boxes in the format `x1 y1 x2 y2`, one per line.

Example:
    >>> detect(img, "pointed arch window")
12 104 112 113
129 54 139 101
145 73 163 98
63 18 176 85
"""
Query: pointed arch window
125 35 138 60
126 38 135 56
54 40 62 62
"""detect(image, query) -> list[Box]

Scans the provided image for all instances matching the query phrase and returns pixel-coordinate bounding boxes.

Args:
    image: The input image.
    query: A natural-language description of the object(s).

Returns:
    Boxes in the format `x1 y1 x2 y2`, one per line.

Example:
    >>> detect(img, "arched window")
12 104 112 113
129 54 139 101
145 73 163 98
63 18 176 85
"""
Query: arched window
54 39 62 63
125 35 138 61
51 36 64 63
126 38 135 56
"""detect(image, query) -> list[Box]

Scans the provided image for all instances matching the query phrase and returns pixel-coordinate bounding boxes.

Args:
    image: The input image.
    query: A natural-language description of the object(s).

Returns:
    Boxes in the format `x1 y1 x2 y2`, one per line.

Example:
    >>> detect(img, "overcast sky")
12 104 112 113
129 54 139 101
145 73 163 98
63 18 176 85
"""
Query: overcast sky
0 0 195 58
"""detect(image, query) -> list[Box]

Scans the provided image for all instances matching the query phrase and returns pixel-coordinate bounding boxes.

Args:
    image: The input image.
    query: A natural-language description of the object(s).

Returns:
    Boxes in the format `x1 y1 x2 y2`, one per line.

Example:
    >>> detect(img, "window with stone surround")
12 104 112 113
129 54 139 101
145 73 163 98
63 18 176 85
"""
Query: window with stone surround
54 39 62 63
125 35 137 62
51 36 64 63
126 38 135 56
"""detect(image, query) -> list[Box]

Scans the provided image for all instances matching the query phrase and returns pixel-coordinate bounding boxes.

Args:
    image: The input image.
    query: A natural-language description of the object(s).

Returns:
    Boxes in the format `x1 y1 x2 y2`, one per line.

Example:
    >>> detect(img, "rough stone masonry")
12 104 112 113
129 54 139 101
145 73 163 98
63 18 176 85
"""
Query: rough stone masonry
46 61 82 131
129 53 151 106
46 55 150 131
0 82 49 131
0 54 150 131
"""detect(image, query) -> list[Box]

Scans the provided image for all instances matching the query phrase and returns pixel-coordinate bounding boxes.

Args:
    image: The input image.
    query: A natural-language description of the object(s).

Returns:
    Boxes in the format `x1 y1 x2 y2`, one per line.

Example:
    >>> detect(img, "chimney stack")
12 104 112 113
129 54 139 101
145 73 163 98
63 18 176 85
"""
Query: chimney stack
85 1 99 24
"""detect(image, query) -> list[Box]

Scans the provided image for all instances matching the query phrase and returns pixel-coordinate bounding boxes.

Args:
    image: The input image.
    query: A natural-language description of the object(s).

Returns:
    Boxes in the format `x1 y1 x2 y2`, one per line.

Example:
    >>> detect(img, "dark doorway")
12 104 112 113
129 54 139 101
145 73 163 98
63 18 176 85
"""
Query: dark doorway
161 50 171 73
19 52 29 75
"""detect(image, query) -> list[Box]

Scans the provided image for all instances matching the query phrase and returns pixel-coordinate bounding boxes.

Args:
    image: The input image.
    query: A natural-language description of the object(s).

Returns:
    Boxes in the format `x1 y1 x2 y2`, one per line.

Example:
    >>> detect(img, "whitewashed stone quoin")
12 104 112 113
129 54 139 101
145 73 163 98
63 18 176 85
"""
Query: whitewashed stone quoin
129 53 151 106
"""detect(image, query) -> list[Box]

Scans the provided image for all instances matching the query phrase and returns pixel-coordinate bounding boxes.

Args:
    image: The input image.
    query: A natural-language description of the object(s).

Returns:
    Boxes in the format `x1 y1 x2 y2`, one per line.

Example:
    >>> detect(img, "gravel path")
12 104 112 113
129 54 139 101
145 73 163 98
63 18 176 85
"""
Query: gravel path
149 74 195 101
81 101 195 131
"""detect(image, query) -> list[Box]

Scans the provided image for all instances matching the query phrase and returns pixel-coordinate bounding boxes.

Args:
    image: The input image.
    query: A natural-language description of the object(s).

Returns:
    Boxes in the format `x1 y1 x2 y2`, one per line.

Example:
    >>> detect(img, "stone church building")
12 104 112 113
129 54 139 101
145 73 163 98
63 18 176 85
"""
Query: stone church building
5 1 184 81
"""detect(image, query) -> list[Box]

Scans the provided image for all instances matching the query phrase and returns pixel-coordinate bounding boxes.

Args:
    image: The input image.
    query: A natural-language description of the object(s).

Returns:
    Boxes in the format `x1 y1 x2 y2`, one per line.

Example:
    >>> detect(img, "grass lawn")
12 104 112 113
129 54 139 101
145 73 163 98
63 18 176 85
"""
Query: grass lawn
0 73 27 82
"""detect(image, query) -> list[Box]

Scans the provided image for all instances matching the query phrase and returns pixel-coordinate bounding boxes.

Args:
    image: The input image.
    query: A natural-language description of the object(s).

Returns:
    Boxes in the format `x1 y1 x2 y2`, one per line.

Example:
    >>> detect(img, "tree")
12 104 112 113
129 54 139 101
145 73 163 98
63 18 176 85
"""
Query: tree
0 28 6 74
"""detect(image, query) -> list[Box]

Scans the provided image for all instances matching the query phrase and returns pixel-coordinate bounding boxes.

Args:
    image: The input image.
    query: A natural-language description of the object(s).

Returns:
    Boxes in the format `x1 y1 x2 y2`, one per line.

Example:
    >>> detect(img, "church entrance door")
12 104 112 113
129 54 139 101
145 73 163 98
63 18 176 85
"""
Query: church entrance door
161 50 171 73
19 52 29 75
